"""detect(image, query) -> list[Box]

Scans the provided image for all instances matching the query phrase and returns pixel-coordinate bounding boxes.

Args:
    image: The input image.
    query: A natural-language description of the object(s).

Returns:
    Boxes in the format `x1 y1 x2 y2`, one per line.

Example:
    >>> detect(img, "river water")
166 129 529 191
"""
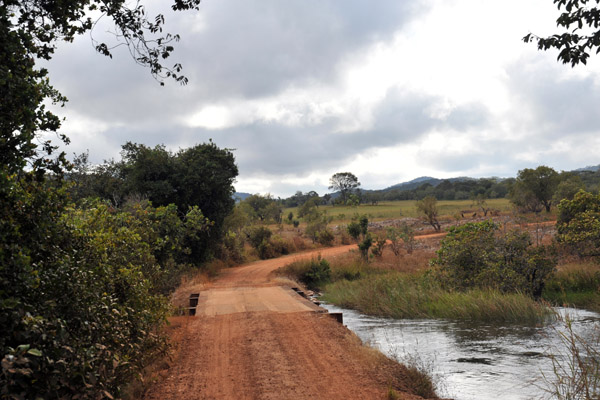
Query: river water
321 304 600 400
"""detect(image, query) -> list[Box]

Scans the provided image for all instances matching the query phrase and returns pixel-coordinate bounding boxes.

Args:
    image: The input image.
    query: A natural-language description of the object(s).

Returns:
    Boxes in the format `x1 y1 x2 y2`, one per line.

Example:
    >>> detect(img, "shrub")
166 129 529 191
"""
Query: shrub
278 258 332 289
0 179 170 399
304 258 332 288
430 220 556 298
556 190 600 257
347 221 362 241
358 233 373 260
316 229 335 246
371 235 386 258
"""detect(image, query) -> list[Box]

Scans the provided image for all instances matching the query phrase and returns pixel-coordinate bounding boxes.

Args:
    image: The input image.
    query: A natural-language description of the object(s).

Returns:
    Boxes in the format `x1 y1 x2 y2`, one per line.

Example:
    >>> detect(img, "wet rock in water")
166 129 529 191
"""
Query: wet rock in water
456 357 493 365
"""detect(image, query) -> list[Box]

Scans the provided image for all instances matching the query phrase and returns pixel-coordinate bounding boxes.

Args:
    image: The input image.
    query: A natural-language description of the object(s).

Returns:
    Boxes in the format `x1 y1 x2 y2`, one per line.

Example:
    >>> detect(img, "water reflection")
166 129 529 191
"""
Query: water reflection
321 304 600 400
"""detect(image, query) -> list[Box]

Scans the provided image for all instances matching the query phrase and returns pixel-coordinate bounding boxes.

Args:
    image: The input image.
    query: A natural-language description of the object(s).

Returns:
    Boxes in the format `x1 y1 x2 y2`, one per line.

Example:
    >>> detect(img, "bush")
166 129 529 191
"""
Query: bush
556 190 600 257
430 220 556 298
0 177 170 399
278 258 332 289
358 233 373 260
316 229 335 246
371 235 386 258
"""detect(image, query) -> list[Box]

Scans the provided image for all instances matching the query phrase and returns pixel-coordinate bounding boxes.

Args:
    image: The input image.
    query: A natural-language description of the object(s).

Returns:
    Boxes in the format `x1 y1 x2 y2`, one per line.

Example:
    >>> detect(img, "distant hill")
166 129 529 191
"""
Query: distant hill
383 176 475 192
233 192 252 201
574 164 600 172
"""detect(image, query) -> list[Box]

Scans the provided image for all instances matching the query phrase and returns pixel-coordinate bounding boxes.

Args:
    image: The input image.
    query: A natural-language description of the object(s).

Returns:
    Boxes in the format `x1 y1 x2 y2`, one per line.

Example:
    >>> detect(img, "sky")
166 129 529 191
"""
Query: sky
43 0 600 198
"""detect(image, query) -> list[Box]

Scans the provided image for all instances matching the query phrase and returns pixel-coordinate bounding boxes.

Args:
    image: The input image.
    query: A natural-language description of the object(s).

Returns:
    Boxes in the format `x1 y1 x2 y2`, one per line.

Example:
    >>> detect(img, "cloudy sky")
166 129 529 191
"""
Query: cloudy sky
43 0 600 197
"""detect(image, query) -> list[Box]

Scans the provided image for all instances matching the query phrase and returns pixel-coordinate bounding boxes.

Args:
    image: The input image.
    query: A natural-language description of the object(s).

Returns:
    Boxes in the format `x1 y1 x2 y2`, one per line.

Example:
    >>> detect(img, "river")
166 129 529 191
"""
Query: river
321 304 600 400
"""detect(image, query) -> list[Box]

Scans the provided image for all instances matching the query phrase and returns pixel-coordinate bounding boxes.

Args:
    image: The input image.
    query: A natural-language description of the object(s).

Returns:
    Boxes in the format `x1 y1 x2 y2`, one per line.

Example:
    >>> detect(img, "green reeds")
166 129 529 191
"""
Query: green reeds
323 272 554 324
543 262 600 312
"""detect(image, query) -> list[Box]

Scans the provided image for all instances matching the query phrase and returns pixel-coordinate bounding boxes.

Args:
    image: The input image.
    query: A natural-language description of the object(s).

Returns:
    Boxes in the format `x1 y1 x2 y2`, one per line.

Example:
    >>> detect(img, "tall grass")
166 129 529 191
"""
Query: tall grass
323 272 554 324
543 262 600 312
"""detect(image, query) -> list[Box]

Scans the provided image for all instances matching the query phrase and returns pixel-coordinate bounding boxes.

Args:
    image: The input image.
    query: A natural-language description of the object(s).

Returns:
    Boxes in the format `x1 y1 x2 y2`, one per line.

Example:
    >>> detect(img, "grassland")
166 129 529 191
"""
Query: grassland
285 198 513 223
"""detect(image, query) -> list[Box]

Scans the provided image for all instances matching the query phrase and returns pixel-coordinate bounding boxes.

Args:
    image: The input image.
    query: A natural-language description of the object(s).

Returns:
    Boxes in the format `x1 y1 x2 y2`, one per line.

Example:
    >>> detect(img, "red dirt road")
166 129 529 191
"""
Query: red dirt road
142 243 431 400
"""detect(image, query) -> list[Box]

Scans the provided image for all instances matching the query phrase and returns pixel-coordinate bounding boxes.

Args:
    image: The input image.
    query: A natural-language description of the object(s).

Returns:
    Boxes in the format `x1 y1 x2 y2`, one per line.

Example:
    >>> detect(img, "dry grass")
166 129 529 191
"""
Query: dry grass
170 271 212 310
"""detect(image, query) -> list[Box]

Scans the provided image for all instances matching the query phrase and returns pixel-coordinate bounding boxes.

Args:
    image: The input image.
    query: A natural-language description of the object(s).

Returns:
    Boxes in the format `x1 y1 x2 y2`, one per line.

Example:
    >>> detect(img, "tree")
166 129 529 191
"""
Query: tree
553 174 585 204
329 172 360 204
472 193 491 217
556 190 600 257
524 1 600 66
510 166 560 213
416 196 441 231
2 0 201 177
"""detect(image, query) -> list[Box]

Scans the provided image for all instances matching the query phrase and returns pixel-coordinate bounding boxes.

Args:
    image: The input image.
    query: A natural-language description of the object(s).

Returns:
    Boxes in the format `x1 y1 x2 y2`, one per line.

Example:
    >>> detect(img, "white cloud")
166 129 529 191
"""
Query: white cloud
42 0 600 197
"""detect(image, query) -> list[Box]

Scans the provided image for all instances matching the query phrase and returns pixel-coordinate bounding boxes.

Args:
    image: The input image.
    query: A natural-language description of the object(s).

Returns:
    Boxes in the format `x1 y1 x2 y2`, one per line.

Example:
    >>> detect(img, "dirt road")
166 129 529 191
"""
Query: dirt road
142 244 430 400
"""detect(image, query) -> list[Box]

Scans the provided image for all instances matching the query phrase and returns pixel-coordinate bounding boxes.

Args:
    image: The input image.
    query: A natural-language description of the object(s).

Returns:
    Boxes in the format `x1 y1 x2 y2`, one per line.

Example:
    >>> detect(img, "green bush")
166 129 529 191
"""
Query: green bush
0 175 170 399
430 220 556 298
278 258 332 289
556 190 600 257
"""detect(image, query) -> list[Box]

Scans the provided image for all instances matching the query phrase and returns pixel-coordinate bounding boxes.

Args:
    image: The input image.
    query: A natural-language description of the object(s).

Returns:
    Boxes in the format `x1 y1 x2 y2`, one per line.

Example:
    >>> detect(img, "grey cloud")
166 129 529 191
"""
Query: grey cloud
507 59 600 139
45 0 424 125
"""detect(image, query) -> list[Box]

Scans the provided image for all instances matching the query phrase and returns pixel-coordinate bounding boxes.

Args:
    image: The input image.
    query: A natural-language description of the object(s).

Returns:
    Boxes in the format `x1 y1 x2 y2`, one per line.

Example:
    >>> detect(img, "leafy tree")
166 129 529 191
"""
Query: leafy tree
524 0 600 66
241 194 279 222
416 196 441 231
510 166 560 213
431 221 556 298
297 198 318 218
556 190 600 257
120 143 178 206
2 0 202 179
553 174 585 204
329 172 360 204
119 141 238 235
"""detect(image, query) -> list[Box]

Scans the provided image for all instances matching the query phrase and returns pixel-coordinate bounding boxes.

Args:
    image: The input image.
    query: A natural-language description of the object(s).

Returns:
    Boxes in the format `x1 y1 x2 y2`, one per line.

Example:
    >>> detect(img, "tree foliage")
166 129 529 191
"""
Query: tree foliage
431 221 556 298
416 196 441 231
524 0 600 66
556 190 600 257
510 166 560 213
329 172 360 204
0 178 212 398
1 0 201 180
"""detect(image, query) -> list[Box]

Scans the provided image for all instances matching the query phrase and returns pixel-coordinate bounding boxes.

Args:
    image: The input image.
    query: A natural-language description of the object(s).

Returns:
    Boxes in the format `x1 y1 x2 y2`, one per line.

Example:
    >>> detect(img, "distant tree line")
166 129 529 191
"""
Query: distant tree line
277 166 600 212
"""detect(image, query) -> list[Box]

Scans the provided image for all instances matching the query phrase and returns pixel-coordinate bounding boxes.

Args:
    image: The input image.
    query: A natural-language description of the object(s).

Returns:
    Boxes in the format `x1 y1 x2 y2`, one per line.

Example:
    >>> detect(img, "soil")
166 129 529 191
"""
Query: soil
141 243 434 400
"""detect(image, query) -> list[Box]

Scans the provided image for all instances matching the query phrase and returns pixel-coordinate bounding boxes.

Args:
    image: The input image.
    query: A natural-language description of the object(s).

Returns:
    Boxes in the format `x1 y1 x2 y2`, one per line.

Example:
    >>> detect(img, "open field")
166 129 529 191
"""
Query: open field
285 198 513 223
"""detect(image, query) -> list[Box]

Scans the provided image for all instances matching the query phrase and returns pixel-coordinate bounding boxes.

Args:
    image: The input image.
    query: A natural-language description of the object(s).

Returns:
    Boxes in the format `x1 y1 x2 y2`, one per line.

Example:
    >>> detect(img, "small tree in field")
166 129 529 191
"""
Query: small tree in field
329 172 360 204
416 196 441 232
